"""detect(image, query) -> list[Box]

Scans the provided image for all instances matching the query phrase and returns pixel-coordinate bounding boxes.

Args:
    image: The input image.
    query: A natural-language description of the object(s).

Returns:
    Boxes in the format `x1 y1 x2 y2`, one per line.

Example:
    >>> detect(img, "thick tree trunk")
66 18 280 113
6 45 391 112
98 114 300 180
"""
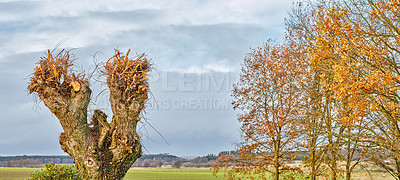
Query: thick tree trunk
39 80 144 179
29 49 149 179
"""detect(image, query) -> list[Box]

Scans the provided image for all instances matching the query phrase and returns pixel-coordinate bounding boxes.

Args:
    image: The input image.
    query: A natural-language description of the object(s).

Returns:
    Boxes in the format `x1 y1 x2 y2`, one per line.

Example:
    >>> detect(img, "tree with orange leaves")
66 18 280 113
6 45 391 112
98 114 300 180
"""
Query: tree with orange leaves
212 40 305 180
285 2 374 179
308 0 400 179
213 0 399 179
285 3 343 179
285 4 329 179
28 49 150 179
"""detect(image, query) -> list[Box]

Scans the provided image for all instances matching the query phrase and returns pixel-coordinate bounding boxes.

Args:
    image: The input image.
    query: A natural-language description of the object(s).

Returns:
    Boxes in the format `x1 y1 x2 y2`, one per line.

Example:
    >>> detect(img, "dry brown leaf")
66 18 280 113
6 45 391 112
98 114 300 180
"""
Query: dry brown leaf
70 81 81 92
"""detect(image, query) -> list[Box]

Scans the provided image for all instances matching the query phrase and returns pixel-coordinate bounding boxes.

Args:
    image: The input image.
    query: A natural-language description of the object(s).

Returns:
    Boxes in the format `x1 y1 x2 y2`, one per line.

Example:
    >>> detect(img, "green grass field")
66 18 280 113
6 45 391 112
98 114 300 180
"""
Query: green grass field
0 167 40 180
0 167 396 180
0 167 224 180
125 168 223 180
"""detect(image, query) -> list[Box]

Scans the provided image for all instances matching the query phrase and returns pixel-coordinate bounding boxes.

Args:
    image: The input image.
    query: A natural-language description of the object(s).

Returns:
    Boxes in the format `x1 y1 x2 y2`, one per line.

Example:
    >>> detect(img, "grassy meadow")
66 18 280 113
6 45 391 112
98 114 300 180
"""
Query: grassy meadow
0 167 40 180
0 167 396 180
0 167 224 180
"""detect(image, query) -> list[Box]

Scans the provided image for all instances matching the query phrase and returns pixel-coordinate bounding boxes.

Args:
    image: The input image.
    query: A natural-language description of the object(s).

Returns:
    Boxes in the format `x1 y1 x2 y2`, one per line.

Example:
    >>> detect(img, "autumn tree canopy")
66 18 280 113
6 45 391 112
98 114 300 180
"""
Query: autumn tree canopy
213 0 400 180
212 40 305 180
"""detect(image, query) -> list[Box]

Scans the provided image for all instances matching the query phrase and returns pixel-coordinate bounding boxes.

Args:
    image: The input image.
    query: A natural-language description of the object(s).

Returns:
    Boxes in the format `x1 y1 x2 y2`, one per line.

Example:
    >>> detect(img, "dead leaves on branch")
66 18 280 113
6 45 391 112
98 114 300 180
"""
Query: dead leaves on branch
28 49 150 102
102 49 150 104
28 50 85 97
70 81 81 92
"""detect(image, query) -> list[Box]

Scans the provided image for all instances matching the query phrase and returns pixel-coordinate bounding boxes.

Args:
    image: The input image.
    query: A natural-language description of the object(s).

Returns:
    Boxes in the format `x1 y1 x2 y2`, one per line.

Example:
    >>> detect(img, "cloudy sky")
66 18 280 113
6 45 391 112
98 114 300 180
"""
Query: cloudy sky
0 0 294 156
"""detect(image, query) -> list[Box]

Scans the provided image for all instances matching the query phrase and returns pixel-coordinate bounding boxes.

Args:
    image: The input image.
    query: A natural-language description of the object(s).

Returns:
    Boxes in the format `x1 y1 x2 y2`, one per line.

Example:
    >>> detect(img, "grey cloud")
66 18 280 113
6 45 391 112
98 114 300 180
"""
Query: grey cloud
0 0 294 156
0 1 40 21
111 23 272 71
137 71 241 156
0 21 34 33
0 8 167 57
87 9 164 23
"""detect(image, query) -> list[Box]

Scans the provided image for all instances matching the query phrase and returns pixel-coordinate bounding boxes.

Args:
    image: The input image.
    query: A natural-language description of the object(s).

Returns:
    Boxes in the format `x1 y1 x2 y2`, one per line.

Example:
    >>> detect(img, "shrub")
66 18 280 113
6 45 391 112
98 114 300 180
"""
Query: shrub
28 162 81 180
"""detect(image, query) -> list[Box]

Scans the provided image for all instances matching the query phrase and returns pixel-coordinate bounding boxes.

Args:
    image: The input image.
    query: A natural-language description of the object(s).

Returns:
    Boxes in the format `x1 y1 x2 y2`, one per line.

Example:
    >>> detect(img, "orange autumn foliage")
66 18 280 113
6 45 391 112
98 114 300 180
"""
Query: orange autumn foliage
212 41 305 180
308 1 400 179
309 3 399 126
213 1 400 179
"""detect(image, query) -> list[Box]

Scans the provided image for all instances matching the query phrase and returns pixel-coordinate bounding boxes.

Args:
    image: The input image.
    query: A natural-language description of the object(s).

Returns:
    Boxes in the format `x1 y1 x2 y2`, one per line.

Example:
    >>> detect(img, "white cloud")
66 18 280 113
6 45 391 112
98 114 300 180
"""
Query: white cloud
167 62 235 74
0 0 293 61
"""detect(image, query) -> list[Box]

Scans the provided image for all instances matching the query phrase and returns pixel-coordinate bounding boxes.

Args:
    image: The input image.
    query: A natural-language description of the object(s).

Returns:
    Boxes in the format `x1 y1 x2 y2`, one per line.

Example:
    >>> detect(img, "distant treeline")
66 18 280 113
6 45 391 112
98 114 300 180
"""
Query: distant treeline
133 153 223 168
0 153 228 168
0 155 73 167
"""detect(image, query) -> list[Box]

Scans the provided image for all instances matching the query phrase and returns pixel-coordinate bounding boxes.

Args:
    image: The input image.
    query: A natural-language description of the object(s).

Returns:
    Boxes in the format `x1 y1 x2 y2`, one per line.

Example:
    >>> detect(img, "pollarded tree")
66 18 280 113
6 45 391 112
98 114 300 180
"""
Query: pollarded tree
28 49 150 179
212 40 305 180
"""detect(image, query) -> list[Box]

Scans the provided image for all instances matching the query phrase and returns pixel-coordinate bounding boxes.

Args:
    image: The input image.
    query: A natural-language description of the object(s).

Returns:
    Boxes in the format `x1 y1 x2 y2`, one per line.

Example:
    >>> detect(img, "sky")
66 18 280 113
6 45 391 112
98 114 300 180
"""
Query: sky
0 0 295 156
